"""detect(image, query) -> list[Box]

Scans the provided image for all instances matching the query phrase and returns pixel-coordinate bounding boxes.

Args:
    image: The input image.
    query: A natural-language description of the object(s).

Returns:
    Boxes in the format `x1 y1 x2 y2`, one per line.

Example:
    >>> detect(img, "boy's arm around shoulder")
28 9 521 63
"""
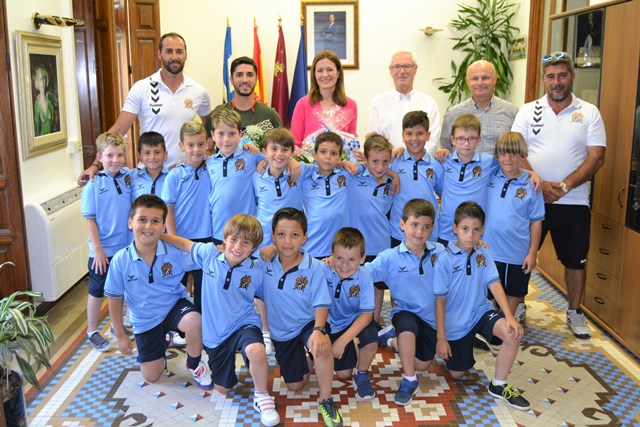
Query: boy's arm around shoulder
160 233 195 253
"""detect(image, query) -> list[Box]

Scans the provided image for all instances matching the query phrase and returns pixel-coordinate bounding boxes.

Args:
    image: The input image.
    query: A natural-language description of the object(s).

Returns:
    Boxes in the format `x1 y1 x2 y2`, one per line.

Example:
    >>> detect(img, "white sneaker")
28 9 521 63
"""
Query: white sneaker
253 394 280 426
187 360 213 390
515 303 527 323
122 302 132 328
262 331 273 355
171 331 187 347
566 309 592 339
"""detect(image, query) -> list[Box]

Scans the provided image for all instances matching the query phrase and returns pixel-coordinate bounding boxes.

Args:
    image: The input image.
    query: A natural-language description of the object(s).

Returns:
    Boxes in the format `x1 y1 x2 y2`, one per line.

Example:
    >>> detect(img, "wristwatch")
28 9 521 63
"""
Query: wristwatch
560 182 569 193
313 326 327 335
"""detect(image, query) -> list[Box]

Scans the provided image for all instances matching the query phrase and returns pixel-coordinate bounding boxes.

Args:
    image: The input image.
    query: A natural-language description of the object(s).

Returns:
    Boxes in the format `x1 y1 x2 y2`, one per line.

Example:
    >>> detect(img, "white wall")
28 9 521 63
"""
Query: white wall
7 0 83 204
160 0 531 139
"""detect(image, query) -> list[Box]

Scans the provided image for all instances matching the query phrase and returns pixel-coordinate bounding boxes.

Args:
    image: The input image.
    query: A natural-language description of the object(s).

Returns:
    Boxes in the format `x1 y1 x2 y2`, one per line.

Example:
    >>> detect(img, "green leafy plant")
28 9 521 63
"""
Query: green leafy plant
436 0 519 105
1 290 54 393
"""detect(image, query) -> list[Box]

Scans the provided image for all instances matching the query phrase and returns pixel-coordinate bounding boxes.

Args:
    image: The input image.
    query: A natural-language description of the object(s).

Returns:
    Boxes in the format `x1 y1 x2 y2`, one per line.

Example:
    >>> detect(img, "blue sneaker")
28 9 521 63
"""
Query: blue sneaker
353 371 375 400
394 378 419 405
378 324 396 347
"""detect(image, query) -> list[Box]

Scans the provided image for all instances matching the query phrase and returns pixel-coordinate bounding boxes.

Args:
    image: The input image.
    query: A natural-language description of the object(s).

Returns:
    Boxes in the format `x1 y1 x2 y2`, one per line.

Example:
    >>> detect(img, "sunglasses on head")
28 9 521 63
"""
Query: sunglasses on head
542 52 569 63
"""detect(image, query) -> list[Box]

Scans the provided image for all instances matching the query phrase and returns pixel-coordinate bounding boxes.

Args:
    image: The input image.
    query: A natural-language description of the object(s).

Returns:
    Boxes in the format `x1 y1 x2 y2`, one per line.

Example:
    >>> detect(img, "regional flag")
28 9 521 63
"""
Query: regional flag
288 24 308 123
223 20 234 102
253 19 267 104
271 20 289 126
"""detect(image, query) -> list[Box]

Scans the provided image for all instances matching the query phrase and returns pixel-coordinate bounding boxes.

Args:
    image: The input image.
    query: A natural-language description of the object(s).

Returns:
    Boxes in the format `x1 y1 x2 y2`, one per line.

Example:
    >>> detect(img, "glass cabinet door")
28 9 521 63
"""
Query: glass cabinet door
627 77 640 232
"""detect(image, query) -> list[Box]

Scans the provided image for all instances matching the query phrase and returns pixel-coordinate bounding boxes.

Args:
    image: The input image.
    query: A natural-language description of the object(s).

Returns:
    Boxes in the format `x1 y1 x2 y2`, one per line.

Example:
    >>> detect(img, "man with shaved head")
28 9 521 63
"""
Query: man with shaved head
439 60 518 155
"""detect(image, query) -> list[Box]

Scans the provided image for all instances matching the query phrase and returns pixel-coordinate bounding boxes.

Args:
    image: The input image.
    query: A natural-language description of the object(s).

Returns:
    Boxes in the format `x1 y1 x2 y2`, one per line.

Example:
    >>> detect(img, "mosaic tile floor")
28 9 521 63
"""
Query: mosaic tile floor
26 271 640 426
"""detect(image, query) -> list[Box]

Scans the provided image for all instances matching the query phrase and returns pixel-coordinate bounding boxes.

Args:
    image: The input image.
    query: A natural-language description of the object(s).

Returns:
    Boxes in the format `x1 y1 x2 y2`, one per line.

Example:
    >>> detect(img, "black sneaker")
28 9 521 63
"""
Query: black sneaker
318 397 343 427
488 381 531 411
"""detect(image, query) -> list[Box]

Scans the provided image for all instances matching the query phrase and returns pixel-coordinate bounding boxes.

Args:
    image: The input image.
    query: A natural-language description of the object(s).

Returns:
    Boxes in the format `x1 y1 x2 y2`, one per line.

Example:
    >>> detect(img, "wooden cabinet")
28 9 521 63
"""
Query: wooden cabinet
538 0 640 357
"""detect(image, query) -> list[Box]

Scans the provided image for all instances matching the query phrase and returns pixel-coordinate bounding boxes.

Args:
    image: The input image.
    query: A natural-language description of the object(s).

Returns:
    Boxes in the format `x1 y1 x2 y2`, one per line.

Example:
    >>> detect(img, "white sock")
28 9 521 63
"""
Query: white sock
255 390 268 398
493 378 507 386
87 330 97 338
403 374 417 382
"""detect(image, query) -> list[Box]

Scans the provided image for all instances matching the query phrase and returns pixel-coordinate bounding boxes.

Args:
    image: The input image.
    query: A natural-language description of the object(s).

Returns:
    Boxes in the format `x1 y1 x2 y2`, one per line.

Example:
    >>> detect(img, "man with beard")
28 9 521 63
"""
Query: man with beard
206 56 282 138
511 51 606 339
108 32 211 167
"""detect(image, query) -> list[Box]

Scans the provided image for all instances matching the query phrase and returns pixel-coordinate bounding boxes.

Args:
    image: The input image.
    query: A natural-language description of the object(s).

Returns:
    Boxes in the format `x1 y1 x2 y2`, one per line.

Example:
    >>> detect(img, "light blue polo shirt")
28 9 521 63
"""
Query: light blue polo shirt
81 169 133 257
257 252 331 341
347 169 394 256
364 241 445 328
483 170 545 264
302 167 354 257
161 161 212 239
254 163 315 248
389 150 443 242
433 242 499 340
438 152 499 241
206 147 266 241
324 266 374 334
131 167 169 199
191 242 263 348
104 240 195 334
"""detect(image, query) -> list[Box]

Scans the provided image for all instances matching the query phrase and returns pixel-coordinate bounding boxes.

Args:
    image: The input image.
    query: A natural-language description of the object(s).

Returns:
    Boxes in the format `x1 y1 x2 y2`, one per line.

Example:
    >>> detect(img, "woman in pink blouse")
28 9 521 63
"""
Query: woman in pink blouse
290 50 357 146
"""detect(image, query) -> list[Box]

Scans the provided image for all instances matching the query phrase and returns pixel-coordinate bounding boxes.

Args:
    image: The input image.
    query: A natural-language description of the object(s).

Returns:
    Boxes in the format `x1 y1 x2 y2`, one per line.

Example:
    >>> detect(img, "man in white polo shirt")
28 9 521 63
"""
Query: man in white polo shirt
511 51 606 339
368 50 441 154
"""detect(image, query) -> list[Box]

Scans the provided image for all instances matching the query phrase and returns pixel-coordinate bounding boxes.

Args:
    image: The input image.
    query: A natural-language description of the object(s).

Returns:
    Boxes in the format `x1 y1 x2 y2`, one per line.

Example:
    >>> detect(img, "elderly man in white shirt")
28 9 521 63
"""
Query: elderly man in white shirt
368 50 441 154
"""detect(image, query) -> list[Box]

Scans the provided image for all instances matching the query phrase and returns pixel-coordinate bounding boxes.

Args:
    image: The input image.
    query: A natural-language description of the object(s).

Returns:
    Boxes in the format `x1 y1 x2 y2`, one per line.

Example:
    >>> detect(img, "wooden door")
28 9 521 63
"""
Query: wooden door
128 0 160 83
0 0 30 296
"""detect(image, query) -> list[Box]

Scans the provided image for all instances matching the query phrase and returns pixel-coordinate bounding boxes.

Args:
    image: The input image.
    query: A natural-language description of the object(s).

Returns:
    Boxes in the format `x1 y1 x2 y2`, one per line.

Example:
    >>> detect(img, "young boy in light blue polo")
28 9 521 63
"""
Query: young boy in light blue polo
131 131 169 199
81 131 132 352
105 195 212 390
160 214 280 427
433 201 530 411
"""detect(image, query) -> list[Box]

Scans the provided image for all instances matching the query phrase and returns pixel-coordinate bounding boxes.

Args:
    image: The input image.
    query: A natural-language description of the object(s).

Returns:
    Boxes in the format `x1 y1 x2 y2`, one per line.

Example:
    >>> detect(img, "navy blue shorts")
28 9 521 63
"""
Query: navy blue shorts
204 325 263 389
134 298 198 363
272 321 331 383
495 261 530 298
87 257 113 298
541 204 590 270
330 320 378 371
444 309 504 372
392 311 437 363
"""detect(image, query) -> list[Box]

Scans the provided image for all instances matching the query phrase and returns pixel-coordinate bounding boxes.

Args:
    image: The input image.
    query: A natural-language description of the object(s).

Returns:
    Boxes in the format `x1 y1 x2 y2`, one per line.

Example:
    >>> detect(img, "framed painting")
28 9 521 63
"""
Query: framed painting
574 9 604 68
302 0 359 69
16 31 67 159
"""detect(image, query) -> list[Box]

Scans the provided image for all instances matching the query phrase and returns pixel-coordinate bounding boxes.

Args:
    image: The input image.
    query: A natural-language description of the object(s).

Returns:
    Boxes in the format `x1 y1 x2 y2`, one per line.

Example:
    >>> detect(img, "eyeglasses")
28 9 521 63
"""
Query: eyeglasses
542 52 568 63
390 64 415 71
454 136 480 145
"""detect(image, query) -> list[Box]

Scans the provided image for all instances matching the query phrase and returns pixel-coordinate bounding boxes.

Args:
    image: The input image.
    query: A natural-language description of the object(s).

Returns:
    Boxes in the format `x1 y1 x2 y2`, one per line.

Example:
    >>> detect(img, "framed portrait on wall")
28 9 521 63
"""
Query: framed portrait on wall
15 31 67 160
574 9 604 68
301 0 359 69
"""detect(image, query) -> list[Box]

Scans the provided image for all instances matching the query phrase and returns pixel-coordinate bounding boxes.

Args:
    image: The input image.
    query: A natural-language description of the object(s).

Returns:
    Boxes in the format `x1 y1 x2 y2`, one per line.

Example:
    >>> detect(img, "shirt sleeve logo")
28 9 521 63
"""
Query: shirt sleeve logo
475 254 487 268
239 275 252 289
161 262 173 277
515 187 527 200
348 284 361 298
294 275 308 291
184 98 194 109
235 159 246 171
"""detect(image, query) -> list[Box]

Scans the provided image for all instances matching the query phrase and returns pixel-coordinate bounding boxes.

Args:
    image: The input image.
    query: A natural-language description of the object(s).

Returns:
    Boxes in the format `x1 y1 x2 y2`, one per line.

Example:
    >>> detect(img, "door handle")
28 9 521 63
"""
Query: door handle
0 261 16 271
617 187 625 208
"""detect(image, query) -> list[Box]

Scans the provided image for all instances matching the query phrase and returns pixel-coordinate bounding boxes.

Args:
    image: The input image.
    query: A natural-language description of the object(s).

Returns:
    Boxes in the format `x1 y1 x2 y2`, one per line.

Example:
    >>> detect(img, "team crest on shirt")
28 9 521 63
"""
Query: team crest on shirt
472 166 483 178
124 175 132 186
184 98 194 109
425 168 435 179
337 175 347 188
430 253 438 267
476 254 487 267
287 175 297 188
571 112 584 124
161 262 173 277
348 285 361 298
294 276 308 291
235 159 246 171
383 184 391 196
238 275 251 290
515 187 527 200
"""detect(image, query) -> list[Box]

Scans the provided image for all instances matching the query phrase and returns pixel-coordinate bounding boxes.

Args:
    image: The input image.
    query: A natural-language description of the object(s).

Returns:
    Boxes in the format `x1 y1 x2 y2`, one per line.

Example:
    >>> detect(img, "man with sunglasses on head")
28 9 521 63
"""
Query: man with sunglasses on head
511 51 606 339
369 50 441 154
439 60 518 155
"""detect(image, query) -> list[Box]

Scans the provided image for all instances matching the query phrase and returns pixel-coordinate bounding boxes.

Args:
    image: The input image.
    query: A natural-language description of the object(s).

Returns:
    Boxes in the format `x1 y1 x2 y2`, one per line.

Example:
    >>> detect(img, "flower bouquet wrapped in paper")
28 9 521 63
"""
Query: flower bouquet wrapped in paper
302 105 360 161
239 125 265 150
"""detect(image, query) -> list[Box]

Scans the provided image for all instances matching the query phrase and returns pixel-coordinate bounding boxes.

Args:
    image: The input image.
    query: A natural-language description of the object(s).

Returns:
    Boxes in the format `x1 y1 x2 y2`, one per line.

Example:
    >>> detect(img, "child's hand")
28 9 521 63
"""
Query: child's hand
117 334 133 355
390 173 400 195
351 148 365 163
91 250 109 275
436 339 452 360
308 331 331 356
322 256 334 268
505 317 524 341
521 252 536 274
392 146 404 159
256 160 267 174
332 338 348 360
243 143 260 154
341 161 359 176
474 239 489 249
288 158 301 183
529 171 542 191
433 149 450 163
259 245 277 262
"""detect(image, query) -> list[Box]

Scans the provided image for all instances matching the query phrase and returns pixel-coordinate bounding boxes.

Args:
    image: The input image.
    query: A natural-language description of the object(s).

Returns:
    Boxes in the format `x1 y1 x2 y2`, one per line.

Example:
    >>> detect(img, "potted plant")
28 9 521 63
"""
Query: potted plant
436 0 519 105
1 290 54 426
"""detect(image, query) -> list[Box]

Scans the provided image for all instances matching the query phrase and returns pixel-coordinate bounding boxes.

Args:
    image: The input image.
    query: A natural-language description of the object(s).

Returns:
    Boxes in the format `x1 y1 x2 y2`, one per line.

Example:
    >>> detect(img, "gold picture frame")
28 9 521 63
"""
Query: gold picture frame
302 0 359 69
16 31 67 160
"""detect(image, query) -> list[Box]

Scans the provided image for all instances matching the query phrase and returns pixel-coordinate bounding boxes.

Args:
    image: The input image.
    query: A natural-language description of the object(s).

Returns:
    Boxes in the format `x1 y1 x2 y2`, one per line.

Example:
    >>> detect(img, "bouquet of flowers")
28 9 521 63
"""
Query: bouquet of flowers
293 143 315 163
240 125 265 150
302 105 360 161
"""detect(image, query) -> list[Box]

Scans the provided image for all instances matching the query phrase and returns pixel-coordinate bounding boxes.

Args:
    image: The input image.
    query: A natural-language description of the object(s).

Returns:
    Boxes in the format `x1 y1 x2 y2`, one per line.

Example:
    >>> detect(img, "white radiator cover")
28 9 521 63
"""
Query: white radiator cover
24 187 88 301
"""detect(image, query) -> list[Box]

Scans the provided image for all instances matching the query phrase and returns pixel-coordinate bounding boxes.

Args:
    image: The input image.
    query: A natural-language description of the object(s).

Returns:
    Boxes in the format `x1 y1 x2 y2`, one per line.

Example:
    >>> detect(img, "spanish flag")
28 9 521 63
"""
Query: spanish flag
253 18 267 104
